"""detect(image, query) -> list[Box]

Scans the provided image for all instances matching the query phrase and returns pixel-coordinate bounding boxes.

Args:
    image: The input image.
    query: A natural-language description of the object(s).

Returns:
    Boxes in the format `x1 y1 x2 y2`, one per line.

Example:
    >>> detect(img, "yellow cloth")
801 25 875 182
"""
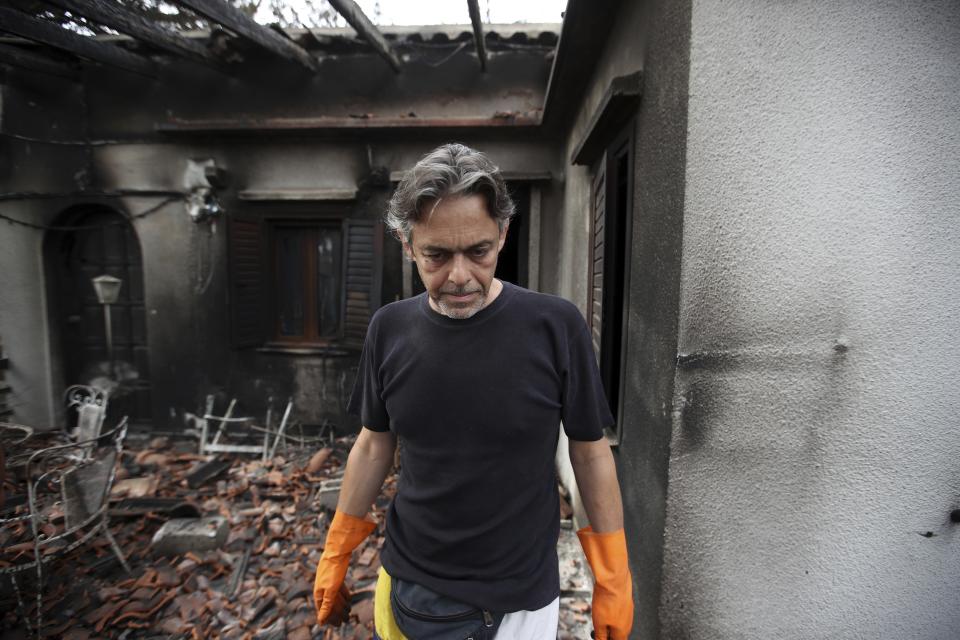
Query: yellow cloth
374 567 408 640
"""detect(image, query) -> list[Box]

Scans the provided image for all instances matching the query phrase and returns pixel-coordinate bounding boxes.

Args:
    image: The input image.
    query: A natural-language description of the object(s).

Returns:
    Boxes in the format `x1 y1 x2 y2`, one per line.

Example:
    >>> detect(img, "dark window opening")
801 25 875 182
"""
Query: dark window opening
272 224 342 343
589 123 634 443
229 211 381 351
599 146 630 419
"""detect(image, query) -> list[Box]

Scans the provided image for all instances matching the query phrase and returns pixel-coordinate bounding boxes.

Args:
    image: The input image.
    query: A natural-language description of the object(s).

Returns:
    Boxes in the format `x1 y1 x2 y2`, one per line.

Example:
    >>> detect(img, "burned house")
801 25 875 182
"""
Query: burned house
2 0 960 638
0 10 560 431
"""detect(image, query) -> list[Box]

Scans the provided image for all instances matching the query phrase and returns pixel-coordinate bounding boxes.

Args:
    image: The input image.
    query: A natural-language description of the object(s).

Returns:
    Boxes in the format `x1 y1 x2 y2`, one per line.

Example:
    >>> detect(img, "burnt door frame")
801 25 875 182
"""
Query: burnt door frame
44 204 152 426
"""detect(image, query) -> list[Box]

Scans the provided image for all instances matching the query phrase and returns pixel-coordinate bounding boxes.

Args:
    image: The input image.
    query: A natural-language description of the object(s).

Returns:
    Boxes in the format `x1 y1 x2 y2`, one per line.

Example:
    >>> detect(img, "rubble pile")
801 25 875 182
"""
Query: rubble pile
1 433 593 639
2 434 388 639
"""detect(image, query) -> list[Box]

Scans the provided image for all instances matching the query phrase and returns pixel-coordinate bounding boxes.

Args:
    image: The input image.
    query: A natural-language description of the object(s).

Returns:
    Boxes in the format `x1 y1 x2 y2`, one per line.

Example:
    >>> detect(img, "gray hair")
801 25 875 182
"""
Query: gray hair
386 143 515 241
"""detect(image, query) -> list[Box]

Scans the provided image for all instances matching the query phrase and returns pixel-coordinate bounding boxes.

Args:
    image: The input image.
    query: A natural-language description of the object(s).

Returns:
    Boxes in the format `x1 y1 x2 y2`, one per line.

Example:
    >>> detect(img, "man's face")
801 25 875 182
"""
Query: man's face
402 193 508 320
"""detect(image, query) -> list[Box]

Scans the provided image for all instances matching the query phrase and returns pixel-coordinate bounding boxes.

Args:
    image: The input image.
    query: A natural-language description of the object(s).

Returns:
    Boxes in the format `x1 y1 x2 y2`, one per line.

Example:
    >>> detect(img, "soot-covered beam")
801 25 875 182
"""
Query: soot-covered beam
42 0 225 72
327 0 401 73
171 0 320 72
0 42 79 78
0 7 155 76
466 0 487 72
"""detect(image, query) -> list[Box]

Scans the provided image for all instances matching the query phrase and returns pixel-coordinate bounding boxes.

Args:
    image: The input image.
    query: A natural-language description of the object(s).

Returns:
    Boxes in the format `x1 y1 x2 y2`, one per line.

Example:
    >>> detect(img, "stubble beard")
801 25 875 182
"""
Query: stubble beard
433 286 487 320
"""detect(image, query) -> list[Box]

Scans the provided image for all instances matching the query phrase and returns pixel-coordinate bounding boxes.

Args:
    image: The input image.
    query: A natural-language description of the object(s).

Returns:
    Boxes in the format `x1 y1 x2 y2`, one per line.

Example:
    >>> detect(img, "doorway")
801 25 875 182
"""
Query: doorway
45 206 152 425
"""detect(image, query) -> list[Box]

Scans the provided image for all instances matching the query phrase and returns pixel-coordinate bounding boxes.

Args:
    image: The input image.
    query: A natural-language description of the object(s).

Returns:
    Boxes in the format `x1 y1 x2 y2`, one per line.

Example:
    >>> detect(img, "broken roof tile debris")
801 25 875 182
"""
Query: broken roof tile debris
1 431 592 638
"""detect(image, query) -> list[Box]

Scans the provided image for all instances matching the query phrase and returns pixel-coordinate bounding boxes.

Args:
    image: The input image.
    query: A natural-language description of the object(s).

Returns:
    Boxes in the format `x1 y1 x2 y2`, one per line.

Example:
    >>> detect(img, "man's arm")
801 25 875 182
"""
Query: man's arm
568 437 633 640
337 426 397 516
314 427 396 626
568 437 623 532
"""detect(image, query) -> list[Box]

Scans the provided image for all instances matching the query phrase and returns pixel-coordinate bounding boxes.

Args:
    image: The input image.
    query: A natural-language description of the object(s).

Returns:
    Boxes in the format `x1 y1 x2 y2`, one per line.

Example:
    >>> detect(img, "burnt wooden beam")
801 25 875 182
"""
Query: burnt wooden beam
0 8 155 76
158 113 540 133
326 0 401 73
0 42 78 78
41 0 226 72
466 0 487 72
170 0 320 72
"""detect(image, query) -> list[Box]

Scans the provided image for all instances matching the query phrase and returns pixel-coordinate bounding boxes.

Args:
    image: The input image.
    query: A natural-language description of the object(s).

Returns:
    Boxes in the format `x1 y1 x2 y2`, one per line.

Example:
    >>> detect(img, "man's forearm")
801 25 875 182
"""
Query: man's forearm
568 438 624 533
336 427 397 518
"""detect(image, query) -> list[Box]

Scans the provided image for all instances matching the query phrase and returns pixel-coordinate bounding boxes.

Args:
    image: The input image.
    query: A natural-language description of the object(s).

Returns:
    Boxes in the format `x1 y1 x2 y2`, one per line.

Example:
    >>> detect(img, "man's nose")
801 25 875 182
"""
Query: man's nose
447 253 471 286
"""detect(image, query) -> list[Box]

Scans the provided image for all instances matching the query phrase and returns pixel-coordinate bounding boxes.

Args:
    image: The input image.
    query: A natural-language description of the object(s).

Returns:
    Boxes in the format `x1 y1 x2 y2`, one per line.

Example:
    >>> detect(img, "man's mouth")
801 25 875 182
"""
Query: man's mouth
442 290 481 301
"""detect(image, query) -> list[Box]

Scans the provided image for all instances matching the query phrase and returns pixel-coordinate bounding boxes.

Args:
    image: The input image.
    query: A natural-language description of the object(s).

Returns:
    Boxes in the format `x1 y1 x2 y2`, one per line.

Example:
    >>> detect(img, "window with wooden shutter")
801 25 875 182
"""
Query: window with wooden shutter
0 337 11 420
589 156 607 359
228 215 265 348
342 219 383 347
587 126 634 443
228 212 382 350
574 72 641 443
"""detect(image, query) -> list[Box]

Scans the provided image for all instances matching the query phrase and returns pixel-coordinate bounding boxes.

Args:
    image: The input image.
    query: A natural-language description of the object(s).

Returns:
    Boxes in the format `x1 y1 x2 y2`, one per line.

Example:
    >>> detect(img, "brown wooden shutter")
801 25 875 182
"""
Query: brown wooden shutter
0 337 11 420
589 155 607 360
342 219 383 347
228 214 265 348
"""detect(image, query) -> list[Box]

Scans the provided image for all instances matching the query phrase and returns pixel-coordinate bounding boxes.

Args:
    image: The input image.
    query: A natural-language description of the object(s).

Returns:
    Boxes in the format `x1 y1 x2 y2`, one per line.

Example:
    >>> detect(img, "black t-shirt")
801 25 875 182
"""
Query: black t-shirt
348 281 612 612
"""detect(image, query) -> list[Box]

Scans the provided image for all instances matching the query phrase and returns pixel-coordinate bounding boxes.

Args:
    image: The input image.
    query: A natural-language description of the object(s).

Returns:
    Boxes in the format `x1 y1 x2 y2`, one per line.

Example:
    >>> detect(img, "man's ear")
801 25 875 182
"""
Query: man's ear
397 230 414 261
497 221 510 252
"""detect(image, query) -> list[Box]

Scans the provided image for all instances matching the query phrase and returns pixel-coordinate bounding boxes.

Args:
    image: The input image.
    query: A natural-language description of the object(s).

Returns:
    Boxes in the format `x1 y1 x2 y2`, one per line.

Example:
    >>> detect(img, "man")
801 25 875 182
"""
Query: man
314 144 633 639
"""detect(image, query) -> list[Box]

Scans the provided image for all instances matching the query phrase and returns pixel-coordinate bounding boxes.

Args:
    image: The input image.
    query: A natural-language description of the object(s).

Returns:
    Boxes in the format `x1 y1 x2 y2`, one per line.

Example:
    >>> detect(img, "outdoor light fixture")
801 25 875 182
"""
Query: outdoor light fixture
183 159 228 224
186 187 224 224
92 274 122 305
91 275 122 378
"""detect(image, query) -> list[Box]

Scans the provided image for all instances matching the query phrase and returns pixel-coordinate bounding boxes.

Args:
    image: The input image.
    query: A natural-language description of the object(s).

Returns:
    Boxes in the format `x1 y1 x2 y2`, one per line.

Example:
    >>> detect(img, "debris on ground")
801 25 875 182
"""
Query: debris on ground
1 431 594 638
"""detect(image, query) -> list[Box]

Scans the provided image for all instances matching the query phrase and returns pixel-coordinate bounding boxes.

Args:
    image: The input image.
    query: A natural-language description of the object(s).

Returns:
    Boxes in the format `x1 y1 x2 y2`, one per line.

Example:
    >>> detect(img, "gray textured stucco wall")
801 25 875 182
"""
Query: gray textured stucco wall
662 1 960 637
554 0 654 519
0 71 87 428
0 203 56 427
553 0 691 637
614 1 691 638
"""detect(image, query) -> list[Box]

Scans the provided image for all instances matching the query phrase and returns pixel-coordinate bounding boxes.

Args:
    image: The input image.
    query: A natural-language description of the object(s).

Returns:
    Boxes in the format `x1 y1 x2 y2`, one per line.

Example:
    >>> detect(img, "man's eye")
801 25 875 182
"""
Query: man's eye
424 252 445 261
471 248 489 258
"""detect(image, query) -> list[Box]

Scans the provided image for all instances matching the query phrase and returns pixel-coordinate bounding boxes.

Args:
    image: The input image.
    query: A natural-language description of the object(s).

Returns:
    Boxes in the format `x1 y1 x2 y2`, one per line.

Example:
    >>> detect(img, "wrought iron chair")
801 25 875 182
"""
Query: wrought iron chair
62 385 109 457
0 418 130 635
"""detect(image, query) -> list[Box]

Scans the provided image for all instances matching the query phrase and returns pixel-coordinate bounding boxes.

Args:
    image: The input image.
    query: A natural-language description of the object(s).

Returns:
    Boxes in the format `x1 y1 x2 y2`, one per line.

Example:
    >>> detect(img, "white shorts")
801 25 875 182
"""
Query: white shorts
374 567 559 640
494 596 560 639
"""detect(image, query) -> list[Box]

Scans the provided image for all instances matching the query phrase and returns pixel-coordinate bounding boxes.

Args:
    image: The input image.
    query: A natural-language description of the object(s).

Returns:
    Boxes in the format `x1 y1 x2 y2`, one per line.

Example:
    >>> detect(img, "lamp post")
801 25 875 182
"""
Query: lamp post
91 275 122 379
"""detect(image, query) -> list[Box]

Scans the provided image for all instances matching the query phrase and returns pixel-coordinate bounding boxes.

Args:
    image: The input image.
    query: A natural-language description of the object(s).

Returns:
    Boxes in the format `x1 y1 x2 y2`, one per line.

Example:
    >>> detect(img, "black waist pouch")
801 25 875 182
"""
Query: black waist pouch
390 577 504 640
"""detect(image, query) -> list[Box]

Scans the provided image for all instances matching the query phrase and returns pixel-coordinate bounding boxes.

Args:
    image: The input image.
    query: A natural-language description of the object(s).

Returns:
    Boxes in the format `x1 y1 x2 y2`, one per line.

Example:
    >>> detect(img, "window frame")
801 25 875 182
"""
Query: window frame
588 120 635 446
228 201 382 353
268 221 344 346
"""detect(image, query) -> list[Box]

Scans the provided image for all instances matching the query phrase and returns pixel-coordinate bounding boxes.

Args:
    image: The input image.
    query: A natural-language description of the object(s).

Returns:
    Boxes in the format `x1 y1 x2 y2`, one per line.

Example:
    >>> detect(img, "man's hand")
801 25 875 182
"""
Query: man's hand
315 428 396 625
578 527 633 640
313 510 376 625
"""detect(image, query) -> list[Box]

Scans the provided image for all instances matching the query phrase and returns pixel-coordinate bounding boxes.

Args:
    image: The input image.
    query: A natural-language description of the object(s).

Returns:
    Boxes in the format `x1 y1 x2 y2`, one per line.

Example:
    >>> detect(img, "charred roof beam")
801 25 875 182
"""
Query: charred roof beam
0 42 79 79
466 0 487 72
0 7 156 76
40 0 228 73
326 0 401 73
169 0 320 72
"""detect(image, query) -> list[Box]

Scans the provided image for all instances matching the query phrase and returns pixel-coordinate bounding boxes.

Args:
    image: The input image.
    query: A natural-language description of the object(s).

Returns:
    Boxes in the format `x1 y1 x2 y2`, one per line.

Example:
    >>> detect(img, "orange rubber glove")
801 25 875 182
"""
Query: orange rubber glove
577 526 634 640
313 510 377 626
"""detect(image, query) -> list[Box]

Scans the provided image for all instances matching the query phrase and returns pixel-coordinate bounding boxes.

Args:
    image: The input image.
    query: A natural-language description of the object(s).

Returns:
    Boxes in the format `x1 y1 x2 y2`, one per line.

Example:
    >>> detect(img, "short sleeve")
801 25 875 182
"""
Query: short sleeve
347 316 390 431
561 317 614 441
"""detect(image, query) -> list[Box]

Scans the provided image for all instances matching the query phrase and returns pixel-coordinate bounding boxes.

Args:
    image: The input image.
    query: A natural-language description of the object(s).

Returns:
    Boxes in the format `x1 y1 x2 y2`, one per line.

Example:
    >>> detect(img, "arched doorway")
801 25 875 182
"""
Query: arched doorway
45 205 152 426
